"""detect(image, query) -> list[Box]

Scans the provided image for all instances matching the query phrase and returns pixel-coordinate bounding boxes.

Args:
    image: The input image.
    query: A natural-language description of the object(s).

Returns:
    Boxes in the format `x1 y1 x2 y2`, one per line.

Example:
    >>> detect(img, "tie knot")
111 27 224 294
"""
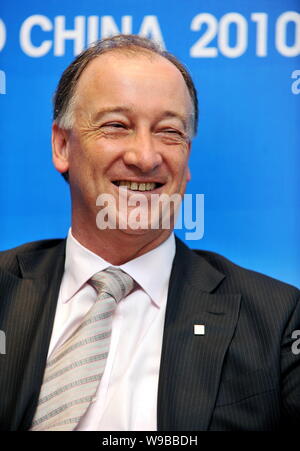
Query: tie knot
89 267 135 303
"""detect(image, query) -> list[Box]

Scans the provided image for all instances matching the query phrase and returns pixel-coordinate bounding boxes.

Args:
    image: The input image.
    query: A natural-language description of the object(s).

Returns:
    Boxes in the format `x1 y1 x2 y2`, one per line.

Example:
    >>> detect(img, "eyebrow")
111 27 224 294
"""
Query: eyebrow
158 111 189 131
91 107 190 131
92 106 132 118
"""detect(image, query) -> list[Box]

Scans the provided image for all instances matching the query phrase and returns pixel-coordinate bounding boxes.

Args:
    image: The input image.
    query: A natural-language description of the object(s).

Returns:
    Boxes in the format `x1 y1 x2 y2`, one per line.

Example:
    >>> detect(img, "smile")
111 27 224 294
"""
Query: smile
113 181 163 191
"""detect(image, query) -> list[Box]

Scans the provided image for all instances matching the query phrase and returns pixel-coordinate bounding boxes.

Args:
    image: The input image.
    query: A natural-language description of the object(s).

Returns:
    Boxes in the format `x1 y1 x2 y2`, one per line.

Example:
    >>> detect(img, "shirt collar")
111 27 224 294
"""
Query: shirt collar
61 229 176 308
121 233 175 307
60 229 111 304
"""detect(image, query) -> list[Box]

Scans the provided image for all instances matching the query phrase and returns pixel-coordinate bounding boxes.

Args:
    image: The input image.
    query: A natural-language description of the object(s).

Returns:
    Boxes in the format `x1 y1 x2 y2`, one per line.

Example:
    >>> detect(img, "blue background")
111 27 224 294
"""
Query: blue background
0 0 299 287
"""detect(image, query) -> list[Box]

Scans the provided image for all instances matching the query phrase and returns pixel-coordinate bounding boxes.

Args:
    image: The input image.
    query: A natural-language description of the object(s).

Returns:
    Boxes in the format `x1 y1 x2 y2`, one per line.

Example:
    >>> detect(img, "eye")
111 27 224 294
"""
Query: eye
158 127 183 135
100 122 130 136
102 122 126 129
157 128 186 139
155 127 189 145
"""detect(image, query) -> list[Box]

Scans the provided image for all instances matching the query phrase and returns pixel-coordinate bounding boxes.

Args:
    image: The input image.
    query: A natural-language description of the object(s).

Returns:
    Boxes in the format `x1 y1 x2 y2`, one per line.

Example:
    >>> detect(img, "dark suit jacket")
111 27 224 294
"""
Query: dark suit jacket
0 237 299 431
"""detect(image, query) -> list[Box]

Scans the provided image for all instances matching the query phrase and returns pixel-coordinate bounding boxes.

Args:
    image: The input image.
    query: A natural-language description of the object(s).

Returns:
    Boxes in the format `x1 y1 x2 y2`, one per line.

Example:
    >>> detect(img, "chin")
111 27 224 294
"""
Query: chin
119 227 154 236
116 217 161 235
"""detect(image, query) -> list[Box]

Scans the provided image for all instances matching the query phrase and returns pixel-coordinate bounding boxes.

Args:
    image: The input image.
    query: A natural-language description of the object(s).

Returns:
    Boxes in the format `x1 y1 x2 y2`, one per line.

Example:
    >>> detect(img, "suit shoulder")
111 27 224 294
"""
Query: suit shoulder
193 248 300 297
0 238 65 256
0 239 65 271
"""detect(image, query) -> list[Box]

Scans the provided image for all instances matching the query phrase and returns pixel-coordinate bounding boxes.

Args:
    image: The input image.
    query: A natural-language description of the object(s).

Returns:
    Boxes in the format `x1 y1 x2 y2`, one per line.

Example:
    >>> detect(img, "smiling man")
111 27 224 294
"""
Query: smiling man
0 35 299 431
52 45 193 264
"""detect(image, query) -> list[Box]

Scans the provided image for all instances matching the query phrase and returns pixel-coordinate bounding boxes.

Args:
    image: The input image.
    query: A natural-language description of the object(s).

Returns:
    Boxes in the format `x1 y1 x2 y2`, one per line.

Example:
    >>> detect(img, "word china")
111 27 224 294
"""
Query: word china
19 15 165 57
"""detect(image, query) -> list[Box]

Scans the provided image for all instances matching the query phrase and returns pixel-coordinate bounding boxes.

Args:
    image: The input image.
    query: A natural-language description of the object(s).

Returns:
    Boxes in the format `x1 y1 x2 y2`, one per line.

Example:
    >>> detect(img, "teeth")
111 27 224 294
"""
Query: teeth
119 181 131 188
117 181 156 191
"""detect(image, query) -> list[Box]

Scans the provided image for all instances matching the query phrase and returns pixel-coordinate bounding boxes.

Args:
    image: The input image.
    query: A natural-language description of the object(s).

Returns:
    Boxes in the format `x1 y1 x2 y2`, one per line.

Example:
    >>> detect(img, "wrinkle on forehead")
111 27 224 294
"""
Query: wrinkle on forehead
73 51 194 137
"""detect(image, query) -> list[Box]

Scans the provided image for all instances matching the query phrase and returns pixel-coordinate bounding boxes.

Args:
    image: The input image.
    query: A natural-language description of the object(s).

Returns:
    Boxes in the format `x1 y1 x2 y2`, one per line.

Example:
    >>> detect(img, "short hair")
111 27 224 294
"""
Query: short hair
53 34 198 181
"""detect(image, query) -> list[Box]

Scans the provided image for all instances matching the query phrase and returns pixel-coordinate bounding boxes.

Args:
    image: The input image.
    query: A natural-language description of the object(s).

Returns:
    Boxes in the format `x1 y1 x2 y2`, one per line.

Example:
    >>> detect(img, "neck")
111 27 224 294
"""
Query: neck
71 221 172 265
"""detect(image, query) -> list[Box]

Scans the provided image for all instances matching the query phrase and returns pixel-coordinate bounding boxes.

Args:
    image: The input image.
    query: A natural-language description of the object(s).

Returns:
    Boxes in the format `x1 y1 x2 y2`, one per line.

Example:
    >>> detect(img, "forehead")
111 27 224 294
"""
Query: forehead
74 51 193 118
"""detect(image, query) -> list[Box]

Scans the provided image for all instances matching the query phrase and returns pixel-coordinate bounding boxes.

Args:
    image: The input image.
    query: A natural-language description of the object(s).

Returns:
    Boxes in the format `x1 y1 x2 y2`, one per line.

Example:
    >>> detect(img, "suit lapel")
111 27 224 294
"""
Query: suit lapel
0 237 239 430
157 239 241 431
0 241 66 430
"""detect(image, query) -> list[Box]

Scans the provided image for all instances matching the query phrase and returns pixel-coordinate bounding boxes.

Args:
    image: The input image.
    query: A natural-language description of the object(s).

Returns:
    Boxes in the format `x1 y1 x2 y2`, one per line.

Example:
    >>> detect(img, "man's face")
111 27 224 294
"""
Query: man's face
53 51 193 238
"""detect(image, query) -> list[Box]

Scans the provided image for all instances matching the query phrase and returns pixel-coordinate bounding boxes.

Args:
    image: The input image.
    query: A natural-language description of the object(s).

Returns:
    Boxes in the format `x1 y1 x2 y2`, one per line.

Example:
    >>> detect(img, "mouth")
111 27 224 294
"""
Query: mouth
112 180 164 192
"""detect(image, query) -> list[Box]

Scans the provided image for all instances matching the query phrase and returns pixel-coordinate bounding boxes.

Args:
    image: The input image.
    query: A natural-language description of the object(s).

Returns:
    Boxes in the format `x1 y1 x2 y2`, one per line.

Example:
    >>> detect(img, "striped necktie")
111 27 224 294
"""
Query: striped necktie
31 267 135 431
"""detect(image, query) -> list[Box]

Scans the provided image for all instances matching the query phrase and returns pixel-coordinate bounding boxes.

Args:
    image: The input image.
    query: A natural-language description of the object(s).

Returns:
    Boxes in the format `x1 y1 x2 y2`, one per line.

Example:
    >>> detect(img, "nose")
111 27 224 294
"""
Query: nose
122 130 163 173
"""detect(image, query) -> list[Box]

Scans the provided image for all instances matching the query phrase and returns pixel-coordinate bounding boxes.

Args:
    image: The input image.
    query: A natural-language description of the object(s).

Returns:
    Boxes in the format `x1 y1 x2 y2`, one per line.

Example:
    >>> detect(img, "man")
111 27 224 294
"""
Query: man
0 34 299 431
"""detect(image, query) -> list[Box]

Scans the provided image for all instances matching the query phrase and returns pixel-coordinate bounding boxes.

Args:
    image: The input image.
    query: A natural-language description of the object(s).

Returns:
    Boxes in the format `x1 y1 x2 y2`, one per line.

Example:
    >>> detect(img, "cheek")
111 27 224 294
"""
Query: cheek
171 149 190 177
68 137 99 172
172 155 190 192
67 143 97 189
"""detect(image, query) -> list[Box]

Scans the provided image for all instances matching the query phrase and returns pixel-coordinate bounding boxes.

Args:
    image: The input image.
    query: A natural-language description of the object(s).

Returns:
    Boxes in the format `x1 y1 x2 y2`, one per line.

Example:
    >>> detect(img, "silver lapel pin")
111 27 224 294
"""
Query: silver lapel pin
194 324 205 335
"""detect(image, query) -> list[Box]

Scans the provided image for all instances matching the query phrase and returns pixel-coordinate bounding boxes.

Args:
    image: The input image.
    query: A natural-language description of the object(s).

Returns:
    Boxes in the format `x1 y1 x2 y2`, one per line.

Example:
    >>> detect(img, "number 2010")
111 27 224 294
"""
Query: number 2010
190 12 300 58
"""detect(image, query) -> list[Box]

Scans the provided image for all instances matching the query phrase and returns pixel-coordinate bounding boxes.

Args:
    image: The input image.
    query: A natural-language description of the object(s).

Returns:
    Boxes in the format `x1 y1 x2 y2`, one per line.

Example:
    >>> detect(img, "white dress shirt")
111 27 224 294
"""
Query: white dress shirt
47 229 175 431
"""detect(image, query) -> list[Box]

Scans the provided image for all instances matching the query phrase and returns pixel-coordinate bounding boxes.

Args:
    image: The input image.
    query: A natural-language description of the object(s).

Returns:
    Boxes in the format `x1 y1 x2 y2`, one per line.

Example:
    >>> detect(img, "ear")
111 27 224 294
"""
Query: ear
52 122 70 174
186 166 191 182
186 141 192 182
